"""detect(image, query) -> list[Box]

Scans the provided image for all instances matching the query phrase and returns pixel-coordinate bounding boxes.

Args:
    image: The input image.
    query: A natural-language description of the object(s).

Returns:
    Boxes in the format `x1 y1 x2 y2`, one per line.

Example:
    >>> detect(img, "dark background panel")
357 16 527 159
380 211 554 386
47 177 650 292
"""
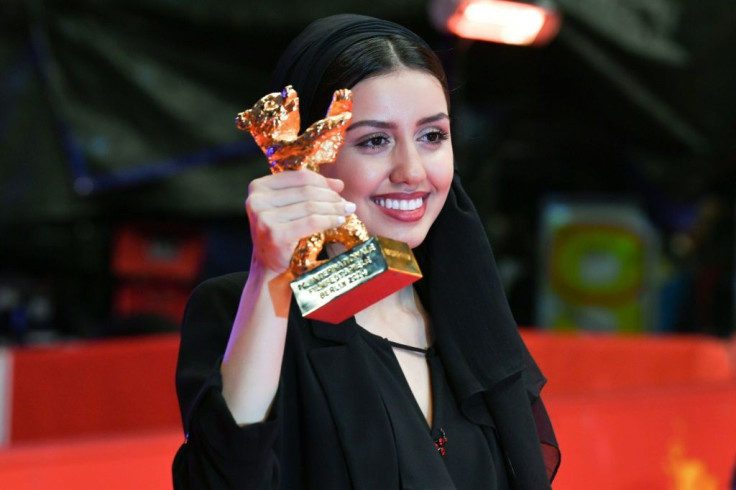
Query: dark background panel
1 0 734 342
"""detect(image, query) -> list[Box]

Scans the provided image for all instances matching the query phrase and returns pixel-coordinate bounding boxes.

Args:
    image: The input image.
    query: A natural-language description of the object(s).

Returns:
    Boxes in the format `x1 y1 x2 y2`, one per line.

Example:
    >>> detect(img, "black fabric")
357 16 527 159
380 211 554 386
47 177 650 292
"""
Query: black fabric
174 273 546 489
414 174 560 487
175 273 397 489
173 272 556 488
269 14 431 131
359 328 508 490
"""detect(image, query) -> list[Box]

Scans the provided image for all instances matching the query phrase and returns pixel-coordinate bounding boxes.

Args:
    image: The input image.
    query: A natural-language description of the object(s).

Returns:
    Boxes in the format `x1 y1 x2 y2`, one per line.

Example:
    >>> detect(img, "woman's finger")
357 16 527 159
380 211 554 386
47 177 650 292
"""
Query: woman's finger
246 186 351 215
265 213 350 245
252 212 350 272
262 199 356 222
249 170 340 193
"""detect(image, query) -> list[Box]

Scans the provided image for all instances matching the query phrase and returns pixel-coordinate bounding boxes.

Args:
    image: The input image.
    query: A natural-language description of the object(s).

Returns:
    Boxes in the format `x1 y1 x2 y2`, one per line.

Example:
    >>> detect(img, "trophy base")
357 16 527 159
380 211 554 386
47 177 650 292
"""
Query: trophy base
290 236 422 324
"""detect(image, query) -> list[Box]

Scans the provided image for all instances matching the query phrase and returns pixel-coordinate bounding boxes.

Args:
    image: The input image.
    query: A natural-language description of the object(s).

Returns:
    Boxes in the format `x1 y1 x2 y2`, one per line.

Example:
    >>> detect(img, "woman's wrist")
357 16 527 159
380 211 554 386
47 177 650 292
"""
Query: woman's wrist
246 255 294 319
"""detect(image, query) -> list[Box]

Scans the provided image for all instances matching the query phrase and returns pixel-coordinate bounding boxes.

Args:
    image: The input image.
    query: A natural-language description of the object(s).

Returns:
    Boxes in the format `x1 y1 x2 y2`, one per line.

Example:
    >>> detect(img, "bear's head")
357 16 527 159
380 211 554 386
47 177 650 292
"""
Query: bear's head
235 85 300 147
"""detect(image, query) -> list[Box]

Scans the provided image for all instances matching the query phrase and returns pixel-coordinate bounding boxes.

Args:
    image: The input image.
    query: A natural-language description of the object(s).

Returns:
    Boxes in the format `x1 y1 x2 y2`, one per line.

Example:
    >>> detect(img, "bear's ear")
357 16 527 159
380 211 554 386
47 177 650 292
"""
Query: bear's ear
235 109 252 131
283 87 299 114
284 96 299 114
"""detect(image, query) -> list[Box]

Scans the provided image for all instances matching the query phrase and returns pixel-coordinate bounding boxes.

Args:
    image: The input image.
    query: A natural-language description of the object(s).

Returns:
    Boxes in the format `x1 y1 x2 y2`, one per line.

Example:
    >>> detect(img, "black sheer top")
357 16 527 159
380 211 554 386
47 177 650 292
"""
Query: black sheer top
358 328 511 490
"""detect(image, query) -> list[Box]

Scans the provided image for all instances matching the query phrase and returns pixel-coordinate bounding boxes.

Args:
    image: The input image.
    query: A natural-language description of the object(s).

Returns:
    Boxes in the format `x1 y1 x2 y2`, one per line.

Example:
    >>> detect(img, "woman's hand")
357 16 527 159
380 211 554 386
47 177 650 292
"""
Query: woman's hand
246 170 356 274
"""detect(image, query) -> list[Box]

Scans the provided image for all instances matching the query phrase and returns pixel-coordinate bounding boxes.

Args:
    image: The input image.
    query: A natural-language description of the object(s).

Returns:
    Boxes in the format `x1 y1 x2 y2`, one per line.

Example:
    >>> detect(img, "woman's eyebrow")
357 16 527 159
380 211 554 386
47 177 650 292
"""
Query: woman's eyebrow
347 113 449 132
416 113 449 126
346 120 395 131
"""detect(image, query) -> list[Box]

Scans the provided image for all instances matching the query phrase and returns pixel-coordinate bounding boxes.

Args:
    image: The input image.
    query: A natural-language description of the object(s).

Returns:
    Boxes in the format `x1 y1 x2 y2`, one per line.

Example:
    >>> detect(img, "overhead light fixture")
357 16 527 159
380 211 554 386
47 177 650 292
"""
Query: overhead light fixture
430 0 561 46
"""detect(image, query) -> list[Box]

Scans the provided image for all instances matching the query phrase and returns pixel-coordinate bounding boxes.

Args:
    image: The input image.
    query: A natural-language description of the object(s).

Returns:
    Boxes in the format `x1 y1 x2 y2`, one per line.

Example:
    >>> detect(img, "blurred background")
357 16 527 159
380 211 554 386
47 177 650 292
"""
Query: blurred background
0 0 734 488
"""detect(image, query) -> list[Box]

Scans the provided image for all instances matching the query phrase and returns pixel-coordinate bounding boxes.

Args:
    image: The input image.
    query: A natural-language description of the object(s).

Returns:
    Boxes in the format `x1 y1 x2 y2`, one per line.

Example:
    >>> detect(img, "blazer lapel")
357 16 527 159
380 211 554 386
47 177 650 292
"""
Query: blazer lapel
308 319 400 489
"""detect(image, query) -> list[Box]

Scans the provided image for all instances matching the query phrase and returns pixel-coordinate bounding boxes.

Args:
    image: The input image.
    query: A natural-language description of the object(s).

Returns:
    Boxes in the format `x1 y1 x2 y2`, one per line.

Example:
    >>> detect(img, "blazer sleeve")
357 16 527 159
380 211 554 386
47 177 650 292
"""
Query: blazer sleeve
172 272 282 489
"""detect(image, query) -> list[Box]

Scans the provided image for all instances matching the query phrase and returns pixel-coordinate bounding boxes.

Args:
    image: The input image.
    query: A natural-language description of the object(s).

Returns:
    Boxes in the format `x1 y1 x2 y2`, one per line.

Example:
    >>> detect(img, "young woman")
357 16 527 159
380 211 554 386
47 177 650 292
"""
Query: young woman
174 14 559 489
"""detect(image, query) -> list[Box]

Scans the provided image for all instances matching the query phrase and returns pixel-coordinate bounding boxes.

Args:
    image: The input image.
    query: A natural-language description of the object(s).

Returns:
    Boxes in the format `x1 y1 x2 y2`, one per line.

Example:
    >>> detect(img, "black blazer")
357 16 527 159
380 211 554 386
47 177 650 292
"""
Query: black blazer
173 272 556 489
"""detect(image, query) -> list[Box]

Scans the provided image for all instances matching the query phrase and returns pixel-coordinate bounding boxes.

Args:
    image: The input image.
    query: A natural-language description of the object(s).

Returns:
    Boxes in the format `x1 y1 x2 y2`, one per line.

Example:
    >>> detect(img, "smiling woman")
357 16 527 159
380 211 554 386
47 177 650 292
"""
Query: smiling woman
173 14 559 490
322 69 454 248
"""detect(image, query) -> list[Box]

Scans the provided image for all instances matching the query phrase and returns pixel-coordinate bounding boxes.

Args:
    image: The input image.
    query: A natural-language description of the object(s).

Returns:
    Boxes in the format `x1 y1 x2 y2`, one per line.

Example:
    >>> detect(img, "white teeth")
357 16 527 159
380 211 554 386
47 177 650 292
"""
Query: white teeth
374 197 423 211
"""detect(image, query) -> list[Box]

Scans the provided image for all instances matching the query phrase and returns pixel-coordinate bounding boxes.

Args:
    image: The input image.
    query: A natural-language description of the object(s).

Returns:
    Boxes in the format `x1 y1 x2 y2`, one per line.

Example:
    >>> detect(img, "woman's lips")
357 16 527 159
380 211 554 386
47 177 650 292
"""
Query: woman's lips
371 192 428 222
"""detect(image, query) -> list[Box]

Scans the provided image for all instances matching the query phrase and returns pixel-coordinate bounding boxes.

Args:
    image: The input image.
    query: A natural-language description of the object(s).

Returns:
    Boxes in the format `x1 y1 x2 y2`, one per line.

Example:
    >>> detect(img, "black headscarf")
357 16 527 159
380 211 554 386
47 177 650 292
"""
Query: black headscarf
270 14 431 130
271 14 559 487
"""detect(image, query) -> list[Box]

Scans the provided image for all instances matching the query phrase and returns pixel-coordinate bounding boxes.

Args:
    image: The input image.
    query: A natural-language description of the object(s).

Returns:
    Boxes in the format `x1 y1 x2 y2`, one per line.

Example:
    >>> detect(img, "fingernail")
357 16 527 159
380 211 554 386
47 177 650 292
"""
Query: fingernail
337 216 346 225
344 201 357 213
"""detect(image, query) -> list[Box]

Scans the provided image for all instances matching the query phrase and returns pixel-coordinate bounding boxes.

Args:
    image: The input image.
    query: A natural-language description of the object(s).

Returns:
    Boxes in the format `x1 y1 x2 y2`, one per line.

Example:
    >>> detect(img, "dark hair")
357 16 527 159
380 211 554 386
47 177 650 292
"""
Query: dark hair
307 34 450 126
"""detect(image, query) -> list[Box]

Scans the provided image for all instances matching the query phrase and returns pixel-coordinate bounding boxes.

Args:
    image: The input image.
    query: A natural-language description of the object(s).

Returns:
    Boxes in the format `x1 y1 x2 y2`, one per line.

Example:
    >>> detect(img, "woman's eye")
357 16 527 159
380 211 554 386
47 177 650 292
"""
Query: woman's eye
357 135 390 149
420 130 449 144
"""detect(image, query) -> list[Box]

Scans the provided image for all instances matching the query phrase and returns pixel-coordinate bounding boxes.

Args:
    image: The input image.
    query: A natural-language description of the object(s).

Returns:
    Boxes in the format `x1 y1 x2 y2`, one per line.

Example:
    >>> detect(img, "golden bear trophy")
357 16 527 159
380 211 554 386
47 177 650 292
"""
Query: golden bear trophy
236 86 422 323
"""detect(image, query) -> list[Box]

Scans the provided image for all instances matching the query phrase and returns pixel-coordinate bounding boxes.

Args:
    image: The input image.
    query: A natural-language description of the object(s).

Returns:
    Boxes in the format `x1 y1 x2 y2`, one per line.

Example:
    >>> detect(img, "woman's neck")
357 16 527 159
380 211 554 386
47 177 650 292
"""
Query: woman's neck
355 285 431 348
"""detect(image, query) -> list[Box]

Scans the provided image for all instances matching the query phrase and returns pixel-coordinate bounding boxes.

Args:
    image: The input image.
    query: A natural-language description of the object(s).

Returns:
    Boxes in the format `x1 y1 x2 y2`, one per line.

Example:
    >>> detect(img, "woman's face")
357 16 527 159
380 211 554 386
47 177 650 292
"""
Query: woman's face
322 68 454 248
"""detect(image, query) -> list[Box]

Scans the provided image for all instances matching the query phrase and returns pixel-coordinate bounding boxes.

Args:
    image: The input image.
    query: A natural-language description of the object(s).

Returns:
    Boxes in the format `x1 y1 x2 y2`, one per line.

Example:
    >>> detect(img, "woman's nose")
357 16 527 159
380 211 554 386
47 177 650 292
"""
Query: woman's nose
389 144 426 185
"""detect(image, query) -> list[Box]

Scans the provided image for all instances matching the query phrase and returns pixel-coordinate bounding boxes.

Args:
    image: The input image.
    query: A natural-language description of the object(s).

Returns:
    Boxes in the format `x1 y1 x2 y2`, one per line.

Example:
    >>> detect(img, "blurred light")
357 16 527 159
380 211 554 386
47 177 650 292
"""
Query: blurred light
439 0 561 46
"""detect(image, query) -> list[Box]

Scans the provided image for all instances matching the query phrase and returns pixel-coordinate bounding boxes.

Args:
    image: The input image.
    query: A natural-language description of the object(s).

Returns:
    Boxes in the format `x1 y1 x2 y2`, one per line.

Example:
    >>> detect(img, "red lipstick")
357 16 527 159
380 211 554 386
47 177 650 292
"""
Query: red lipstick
370 192 428 222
